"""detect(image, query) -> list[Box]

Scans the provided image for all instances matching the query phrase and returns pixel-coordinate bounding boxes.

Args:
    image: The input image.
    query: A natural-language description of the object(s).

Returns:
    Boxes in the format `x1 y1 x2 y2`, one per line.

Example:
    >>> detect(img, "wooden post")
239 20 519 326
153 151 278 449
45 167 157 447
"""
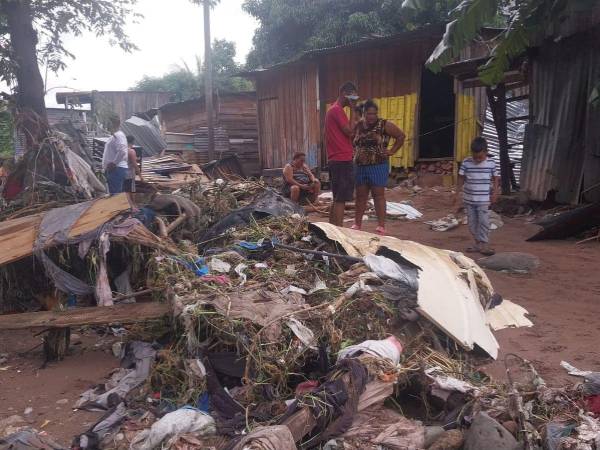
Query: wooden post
486 84 511 195
203 0 215 162
43 328 70 361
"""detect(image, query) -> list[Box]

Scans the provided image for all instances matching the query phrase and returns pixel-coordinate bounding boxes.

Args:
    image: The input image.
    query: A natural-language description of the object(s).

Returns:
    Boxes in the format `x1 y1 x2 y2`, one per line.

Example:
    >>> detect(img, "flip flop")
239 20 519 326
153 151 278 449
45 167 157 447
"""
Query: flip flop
351 224 361 230
375 226 386 236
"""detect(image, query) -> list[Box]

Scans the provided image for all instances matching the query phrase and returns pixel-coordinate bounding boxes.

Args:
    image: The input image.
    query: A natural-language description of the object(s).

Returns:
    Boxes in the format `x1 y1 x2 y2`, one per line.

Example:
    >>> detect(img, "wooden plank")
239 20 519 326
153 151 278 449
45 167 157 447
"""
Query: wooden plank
0 302 170 330
0 194 131 267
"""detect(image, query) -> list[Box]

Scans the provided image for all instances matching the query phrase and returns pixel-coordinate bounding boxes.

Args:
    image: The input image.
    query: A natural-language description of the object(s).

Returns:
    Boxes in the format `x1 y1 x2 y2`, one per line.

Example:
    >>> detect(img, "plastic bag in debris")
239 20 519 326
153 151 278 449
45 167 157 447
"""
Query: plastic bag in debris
545 422 577 450
200 189 305 242
337 336 403 365
425 368 478 401
286 318 317 349
561 362 600 395
76 342 156 410
364 254 418 290
208 257 231 274
230 425 296 450
0 429 64 450
130 407 216 450
234 263 248 285
370 200 422 220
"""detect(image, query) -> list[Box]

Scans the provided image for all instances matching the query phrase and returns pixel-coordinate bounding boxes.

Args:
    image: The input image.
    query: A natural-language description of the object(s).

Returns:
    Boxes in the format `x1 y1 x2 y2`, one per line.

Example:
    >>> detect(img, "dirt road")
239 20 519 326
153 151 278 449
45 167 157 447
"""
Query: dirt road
1 187 599 445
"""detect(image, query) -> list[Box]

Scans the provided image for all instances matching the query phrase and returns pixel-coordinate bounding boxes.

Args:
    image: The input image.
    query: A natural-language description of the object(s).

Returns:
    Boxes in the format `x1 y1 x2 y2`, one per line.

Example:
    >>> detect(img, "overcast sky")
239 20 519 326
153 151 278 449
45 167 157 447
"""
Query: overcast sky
34 0 257 107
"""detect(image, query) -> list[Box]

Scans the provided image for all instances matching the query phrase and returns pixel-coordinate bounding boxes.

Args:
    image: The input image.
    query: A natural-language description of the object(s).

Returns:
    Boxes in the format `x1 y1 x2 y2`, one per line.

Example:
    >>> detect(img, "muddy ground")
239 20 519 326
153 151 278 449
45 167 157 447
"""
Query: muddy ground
1 186 599 445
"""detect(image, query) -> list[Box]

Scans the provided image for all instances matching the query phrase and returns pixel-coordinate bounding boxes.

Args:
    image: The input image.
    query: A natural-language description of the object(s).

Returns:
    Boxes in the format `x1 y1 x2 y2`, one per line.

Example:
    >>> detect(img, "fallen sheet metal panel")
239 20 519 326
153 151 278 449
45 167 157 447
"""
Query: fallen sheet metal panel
0 194 130 266
311 222 501 358
486 299 533 331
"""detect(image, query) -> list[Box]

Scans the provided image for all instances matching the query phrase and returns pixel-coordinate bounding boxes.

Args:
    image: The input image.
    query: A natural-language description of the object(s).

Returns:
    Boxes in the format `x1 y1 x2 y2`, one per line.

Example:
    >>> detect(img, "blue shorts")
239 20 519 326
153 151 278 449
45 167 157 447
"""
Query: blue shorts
355 162 389 187
106 166 128 194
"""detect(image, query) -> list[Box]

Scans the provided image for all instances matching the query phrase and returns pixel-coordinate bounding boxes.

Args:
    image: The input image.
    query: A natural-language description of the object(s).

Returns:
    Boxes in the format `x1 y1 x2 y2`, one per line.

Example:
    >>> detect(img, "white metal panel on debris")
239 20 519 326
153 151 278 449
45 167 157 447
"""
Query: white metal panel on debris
311 222 501 358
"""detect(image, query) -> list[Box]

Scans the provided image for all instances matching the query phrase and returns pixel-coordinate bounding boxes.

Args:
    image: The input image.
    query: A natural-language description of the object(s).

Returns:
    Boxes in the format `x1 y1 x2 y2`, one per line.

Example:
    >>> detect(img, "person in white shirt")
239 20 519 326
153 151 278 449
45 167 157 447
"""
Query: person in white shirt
102 116 129 194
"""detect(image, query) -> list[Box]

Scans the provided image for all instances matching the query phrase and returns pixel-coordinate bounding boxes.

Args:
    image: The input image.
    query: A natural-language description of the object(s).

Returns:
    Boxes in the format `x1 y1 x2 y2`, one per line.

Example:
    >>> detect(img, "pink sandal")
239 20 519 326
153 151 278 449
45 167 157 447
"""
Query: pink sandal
351 224 362 230
375 226 386 236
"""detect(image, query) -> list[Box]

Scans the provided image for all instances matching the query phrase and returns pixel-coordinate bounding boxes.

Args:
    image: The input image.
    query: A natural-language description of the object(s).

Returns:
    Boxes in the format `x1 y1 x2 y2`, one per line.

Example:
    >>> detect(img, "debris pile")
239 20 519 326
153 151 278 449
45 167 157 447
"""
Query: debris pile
0 171 598 449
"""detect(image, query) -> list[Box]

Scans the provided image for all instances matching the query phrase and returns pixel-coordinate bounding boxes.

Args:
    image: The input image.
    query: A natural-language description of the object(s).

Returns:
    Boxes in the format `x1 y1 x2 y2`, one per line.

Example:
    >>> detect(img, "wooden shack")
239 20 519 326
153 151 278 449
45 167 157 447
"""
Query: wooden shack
158 92 260 176
56 90 172 126
245 26 496 178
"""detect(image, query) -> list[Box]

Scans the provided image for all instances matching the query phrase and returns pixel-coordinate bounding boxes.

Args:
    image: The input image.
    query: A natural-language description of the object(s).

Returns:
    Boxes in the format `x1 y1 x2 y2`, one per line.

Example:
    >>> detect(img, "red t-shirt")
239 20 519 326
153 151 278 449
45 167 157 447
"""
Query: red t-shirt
325 101 353 162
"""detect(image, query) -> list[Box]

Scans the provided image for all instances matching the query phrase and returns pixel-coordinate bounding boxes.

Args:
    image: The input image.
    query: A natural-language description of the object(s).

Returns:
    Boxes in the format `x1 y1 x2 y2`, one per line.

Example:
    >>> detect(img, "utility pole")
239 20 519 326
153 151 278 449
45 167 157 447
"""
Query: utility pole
203 0 215 161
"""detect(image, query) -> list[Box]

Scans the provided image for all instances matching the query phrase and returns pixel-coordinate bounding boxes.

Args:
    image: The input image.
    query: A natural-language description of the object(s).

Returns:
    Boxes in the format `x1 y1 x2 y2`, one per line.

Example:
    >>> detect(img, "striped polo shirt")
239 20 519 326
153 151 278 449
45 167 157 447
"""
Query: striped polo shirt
459 157 498 205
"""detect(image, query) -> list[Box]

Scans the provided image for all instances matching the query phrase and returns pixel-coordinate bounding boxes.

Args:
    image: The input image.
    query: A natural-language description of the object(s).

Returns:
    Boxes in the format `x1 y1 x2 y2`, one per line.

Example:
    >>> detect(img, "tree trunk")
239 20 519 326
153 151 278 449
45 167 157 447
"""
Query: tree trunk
4 0 48 149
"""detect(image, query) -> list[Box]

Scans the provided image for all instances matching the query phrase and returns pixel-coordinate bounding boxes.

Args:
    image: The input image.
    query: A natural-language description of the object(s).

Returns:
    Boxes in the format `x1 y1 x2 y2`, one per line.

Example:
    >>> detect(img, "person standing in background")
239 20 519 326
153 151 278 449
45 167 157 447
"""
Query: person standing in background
325 81 359 226
102 116 129 195
352 99 405 235
456 137 499 256
123 135 142 210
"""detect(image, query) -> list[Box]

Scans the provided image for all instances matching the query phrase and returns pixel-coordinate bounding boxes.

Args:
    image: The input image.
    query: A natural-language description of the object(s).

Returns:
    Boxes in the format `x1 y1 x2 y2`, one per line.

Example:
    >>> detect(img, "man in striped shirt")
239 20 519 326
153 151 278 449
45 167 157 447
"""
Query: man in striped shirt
457 137 500 256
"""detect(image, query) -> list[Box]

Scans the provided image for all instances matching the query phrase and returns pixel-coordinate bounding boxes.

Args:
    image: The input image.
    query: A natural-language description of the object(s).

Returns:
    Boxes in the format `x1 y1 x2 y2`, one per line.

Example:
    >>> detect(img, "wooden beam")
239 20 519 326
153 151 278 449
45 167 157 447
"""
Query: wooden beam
0 302 170 330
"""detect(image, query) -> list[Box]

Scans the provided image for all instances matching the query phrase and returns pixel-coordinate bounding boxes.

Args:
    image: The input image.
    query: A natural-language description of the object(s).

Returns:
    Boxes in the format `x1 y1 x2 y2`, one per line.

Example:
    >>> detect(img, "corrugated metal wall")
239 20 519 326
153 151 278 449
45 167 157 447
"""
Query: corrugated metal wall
521 28 600 204
256 63 320 169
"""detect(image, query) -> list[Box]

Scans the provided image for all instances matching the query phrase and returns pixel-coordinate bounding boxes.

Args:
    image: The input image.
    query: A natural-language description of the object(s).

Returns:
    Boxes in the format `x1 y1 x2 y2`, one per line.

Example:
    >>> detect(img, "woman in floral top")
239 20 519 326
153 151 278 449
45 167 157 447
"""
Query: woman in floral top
352 99 405 235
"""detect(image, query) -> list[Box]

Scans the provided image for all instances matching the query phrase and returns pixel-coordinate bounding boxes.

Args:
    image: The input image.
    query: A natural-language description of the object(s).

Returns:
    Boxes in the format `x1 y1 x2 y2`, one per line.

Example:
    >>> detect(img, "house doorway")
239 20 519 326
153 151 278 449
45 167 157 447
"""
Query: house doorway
418 69 455 159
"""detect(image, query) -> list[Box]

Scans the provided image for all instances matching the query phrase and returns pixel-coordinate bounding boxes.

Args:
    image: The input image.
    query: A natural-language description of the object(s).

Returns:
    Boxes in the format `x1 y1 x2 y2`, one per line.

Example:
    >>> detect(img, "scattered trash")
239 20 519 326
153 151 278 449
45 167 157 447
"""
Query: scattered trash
337 336 403 365
130 407 215 450
207 257 231 274
234 263 248 285
371 200 422 220
426 214 460 232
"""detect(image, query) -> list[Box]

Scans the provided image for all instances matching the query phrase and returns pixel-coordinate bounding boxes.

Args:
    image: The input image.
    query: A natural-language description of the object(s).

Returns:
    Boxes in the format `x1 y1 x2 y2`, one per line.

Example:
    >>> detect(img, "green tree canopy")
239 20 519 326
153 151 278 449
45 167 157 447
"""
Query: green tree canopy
418 0 599 86
242 0 461 69
132 39 253 101
0 0 138 146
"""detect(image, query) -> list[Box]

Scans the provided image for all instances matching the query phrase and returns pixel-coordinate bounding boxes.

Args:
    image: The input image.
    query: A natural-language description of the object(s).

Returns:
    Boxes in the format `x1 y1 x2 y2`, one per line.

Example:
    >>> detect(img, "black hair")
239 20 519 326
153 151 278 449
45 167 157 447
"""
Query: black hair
292 152 306 160
126 135 135 145
363 99 378 112
339 81 357 95
471 137 488 153
108 115 121 129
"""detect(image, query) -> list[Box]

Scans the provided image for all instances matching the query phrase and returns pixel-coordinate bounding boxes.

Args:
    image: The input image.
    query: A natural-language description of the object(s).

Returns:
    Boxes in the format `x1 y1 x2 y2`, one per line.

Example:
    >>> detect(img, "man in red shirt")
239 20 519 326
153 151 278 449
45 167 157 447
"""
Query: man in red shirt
325 81 359 226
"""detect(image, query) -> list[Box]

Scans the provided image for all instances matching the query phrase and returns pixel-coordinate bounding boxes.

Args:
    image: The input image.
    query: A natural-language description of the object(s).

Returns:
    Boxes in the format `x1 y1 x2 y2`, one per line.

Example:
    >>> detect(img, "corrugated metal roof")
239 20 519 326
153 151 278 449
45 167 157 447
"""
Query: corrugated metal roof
121 116 167 157
242 25 445 76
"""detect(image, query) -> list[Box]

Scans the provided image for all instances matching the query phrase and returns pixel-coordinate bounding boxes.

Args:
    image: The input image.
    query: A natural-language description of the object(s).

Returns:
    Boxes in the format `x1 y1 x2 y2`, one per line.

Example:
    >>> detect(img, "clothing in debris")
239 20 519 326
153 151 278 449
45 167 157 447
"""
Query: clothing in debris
458 157 497 205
